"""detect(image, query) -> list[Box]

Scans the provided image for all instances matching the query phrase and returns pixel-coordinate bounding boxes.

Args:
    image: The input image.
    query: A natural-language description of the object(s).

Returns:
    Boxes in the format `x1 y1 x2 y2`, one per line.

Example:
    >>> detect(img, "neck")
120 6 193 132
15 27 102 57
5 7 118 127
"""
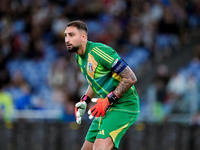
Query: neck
77 40 87 56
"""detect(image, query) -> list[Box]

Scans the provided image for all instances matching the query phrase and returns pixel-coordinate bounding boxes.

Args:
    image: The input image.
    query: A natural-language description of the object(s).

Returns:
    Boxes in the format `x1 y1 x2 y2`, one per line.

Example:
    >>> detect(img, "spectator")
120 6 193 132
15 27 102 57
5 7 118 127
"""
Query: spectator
146 64 170 122
166 70 188 113
61 98 76 123
0 83 13 123
154 64 170 103
48 57 68 90
6 70 32 110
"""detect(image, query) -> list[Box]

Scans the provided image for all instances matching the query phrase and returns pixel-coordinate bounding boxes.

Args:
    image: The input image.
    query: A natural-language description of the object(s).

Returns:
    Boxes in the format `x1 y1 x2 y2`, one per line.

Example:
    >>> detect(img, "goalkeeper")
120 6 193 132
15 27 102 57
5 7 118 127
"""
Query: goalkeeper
64 20 140 150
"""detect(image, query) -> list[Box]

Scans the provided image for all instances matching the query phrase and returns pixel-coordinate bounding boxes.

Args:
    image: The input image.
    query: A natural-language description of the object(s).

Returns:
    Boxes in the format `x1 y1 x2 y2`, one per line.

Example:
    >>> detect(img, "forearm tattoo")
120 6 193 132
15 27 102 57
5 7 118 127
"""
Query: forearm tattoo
114 66 137 97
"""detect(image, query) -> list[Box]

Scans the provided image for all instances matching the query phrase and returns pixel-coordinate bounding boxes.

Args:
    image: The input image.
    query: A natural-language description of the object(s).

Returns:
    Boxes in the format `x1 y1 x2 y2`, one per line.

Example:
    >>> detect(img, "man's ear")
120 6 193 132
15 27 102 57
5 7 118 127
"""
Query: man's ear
81 33 87 42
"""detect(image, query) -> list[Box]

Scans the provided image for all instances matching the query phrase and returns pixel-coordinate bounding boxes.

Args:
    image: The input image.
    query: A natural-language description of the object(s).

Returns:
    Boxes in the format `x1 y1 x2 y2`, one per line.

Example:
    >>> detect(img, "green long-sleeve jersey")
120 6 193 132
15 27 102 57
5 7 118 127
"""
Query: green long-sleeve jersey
76 41 140 114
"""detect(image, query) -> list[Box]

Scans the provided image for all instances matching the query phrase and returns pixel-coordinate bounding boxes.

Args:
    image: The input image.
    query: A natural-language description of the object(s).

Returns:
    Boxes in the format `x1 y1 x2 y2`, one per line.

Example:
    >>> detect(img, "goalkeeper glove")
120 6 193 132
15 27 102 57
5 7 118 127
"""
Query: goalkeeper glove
75 95 90 125
88 92 119 120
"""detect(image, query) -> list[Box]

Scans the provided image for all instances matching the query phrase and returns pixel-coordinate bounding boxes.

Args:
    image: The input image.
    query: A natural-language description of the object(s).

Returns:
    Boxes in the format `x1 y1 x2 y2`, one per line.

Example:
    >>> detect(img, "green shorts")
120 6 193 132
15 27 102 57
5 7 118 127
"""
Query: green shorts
85 109 139 149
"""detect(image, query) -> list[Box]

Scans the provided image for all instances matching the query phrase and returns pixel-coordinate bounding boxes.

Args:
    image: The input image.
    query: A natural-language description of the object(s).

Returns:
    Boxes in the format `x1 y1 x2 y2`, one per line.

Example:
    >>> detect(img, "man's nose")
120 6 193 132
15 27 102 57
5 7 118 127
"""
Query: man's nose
65 37 69 43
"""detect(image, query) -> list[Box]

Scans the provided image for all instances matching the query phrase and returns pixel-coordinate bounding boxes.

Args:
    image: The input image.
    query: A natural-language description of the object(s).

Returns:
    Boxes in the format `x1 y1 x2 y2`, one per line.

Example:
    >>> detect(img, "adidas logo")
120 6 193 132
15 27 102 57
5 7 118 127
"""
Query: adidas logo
98 130 105 135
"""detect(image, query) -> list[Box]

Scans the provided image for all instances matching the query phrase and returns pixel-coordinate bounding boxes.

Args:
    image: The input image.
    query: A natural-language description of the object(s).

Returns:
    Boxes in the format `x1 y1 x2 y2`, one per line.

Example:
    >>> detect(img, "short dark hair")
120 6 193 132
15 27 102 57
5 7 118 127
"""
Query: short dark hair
66 20 88 34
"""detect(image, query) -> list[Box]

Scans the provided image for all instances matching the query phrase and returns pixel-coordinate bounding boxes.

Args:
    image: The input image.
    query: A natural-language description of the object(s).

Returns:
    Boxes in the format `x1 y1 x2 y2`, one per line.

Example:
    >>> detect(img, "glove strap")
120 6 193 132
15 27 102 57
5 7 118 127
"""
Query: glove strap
107 92 119 104
81 95 91 104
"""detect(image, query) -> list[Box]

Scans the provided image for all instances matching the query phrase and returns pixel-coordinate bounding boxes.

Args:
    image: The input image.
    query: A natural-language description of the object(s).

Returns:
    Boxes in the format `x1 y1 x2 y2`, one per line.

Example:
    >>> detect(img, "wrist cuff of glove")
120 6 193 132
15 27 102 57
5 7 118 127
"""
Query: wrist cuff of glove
107 92 119 104
81 95 91 103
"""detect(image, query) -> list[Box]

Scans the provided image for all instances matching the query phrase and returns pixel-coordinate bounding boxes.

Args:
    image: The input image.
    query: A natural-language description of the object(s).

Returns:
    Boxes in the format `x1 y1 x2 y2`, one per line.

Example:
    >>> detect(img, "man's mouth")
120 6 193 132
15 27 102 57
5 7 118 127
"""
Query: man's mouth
67 44 72 48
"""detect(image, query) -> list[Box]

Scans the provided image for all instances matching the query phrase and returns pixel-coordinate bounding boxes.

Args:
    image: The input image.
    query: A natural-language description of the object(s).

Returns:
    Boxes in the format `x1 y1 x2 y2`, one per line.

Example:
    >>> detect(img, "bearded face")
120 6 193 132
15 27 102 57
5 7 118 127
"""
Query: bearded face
64 26 84 53
66 42 80 53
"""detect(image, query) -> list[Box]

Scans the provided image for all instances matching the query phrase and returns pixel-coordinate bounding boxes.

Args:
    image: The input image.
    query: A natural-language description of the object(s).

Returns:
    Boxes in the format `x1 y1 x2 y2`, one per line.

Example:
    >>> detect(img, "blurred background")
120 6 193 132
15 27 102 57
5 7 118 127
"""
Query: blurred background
0 0 200 149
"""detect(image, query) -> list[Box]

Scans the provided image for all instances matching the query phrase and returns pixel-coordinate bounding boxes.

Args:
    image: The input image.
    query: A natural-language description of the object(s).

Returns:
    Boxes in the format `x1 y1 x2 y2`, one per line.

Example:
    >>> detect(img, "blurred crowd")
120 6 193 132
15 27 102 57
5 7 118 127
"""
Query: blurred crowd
143 45 200 124
0 0 200 123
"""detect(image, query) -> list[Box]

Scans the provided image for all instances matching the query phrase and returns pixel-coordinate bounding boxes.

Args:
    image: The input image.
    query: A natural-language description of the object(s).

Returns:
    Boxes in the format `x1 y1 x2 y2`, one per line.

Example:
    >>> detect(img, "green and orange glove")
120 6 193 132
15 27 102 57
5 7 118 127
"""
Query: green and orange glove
88 92 119 120
75 95 90 125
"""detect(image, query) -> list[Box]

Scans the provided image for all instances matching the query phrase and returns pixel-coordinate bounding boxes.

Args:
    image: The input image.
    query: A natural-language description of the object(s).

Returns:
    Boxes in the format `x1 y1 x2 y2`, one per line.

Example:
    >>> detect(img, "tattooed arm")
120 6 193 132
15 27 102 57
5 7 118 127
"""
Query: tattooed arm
114 66 137 97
